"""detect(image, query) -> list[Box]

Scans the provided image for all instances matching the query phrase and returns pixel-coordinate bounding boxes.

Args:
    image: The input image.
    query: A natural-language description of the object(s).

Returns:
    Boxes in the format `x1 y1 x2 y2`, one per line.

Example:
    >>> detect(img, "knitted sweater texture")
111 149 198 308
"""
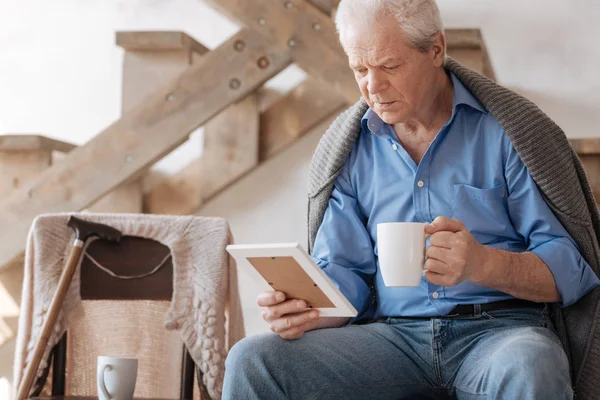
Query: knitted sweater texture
307 58 600 399
13 212 244 400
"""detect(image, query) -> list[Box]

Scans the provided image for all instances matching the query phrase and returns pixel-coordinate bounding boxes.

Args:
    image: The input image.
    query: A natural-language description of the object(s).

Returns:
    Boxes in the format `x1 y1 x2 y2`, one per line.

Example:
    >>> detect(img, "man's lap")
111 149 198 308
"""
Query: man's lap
224 307 571 399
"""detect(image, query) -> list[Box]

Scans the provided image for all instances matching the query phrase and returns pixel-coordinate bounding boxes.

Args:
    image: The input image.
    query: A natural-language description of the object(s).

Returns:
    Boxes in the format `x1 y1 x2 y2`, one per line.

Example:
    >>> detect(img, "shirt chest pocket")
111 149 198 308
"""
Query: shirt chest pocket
451 184 513 243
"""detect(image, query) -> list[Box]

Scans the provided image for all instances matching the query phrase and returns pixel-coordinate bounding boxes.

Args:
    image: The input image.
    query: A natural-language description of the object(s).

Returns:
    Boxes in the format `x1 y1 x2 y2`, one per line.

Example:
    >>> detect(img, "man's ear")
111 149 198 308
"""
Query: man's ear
431 32 446 67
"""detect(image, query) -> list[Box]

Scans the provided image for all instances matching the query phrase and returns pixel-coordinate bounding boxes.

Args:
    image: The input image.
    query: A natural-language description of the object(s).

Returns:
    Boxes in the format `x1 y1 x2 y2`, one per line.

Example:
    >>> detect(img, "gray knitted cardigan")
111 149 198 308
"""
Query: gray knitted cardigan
307 58 600 399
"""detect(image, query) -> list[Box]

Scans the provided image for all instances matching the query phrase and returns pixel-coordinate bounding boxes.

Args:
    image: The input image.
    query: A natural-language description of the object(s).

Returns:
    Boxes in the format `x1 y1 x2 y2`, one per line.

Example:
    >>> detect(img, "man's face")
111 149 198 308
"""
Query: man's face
341 14 443 125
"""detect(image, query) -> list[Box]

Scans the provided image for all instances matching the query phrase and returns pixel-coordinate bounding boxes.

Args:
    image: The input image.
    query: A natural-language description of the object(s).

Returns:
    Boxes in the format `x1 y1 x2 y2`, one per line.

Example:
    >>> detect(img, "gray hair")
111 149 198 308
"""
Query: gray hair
335 0 446 58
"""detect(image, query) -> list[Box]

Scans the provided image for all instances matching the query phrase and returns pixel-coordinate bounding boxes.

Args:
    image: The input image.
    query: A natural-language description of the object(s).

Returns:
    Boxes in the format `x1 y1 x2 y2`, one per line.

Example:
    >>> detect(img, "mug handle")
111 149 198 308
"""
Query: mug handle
422 233 431 274
98 364 113 399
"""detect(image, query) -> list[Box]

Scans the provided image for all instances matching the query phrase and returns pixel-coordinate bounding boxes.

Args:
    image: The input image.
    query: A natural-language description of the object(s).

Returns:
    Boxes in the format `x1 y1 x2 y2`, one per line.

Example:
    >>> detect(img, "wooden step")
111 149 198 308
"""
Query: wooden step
0 28 292 271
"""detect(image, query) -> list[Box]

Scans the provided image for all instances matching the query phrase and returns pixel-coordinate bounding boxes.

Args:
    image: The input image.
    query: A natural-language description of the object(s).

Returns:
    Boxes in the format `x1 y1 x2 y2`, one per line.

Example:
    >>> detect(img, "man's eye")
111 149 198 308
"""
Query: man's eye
354 69 367 75
384 65 400 70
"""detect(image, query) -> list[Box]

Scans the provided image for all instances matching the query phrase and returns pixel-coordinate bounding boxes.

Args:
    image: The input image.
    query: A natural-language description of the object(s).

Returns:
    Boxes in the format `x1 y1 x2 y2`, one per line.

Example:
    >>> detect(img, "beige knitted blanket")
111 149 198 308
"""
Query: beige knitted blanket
12 212 245 400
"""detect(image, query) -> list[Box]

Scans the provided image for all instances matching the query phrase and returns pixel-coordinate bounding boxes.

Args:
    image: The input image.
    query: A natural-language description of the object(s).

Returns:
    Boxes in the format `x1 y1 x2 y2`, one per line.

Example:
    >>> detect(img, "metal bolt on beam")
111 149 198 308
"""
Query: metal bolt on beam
229 78 241 90
257 56 270 69
258 17 266 25
287 39 296 47
125 156 133 163
284 1 293 9
313 23 321 31
166 94 175 102
234 40 246 51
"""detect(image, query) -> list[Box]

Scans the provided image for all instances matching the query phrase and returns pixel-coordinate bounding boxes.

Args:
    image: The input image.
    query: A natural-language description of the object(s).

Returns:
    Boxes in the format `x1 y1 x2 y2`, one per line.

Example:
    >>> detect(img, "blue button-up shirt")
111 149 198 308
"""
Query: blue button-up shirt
312 72 600 321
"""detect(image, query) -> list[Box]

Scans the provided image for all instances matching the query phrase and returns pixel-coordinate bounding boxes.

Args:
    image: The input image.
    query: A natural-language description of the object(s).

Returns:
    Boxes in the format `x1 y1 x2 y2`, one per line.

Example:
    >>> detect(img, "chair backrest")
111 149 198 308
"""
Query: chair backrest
35 236 200 399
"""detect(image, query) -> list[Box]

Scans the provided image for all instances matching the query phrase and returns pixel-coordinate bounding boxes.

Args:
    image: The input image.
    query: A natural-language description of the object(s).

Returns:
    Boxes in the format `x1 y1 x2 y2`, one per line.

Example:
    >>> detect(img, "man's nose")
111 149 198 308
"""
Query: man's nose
367 70 388 95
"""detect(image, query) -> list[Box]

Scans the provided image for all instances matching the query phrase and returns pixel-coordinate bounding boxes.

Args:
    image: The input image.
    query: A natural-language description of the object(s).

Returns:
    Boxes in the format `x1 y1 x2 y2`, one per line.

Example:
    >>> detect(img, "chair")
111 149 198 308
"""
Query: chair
29 235 208 399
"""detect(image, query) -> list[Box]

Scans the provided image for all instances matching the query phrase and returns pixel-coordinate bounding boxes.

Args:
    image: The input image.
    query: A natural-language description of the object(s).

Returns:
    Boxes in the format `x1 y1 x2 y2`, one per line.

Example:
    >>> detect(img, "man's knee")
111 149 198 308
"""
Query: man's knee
225 333 282 373
489 329 572 397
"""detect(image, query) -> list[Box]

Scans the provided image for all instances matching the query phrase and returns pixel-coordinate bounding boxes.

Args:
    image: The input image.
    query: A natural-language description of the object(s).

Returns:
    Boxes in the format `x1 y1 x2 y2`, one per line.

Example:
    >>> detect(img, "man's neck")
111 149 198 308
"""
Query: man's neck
392 71 454 144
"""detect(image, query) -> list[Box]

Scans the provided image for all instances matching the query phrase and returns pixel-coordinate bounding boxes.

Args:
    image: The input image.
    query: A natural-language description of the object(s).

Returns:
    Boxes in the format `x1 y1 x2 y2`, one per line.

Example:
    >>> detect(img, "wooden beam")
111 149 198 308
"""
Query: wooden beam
144 159 203 215
201 94 260 200
116 31 210 55
143 77 347 216
90 31 207 213
570 138 600 155
445 28 481 49
0 28 292 270
0 135 76 153
446 28 496 81
206 0 360 103
260 77 347 160
307 0 338 15
0 151 52 198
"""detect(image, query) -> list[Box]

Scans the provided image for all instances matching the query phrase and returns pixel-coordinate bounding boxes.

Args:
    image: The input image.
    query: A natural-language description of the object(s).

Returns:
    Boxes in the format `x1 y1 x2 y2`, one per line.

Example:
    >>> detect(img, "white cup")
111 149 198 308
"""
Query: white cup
377 222 427 287
97 356 138 400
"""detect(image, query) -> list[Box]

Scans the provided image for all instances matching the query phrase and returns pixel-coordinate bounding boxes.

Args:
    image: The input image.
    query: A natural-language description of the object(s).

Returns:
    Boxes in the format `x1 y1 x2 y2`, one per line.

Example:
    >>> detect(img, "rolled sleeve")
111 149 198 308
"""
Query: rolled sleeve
505 136 600 306
530 237 599 306
311 163 376 323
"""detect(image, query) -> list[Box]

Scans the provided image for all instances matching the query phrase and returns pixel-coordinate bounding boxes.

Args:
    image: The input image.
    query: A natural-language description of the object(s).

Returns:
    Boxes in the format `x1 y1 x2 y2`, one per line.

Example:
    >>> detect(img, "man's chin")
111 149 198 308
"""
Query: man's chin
375 109 407 125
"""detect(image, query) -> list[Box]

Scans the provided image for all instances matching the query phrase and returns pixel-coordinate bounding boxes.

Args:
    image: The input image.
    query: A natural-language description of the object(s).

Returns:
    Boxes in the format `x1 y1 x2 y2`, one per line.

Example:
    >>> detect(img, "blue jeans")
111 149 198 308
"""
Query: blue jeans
223 306 572 399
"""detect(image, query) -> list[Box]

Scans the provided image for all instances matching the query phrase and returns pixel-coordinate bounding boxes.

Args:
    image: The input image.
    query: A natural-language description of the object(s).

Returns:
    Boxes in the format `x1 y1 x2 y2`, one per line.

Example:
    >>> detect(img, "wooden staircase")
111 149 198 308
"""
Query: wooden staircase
11 0 591 393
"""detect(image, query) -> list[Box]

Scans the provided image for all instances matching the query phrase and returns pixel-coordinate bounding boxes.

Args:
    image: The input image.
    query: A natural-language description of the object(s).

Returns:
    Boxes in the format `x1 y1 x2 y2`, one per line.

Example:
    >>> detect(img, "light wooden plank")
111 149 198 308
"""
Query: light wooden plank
116 31 209 55
0 151 52 199
201 94 260 199
570 138 600 155
144 78 347 216
145 159 203 215
446 29 496 81
307 0 337 15
0 316 18 388
260 77 347 160
445 28 482 49
447 48 484 75
89 38 199 213
480 36 496 82
0 135 76 153
206 0 360 103
0 28 292 270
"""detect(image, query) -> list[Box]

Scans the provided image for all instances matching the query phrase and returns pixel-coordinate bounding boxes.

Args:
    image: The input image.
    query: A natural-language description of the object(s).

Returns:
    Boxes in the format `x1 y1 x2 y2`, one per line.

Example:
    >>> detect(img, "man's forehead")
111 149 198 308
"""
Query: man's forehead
346 45 405 64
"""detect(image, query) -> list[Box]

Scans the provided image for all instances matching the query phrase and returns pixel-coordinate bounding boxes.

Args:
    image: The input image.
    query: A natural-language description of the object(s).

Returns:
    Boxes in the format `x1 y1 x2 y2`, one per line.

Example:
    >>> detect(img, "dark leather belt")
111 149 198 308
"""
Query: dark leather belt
446 299 545 317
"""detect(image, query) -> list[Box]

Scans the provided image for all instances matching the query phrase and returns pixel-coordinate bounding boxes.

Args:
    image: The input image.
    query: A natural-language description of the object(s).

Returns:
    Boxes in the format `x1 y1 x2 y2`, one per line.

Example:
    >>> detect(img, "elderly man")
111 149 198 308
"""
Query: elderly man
223 0 600 399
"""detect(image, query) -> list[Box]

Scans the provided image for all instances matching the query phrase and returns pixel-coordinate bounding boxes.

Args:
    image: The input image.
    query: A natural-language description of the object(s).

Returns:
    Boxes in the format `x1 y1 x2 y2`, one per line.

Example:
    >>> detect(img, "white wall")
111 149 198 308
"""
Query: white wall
1 1 599 392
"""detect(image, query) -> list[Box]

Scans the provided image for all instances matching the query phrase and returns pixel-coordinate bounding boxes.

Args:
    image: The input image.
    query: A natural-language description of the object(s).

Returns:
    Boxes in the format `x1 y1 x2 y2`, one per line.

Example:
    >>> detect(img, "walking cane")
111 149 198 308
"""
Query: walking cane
17 216 121 400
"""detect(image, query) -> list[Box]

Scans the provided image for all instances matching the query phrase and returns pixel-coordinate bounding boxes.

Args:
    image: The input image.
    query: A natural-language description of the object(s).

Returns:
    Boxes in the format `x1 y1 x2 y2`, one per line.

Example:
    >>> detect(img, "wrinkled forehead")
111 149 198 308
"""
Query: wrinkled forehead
342 28 412 65
339 15 410 58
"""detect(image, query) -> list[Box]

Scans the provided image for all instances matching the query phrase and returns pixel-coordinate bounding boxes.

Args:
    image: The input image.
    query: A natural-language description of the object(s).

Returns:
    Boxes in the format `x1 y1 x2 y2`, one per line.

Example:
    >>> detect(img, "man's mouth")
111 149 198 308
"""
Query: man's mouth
375 101 396 108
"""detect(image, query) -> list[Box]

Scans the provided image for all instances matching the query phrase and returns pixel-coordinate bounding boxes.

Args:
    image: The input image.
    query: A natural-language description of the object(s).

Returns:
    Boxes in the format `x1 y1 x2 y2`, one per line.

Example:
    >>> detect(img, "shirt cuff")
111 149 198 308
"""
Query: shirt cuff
318 261 374 324
530 237 600 307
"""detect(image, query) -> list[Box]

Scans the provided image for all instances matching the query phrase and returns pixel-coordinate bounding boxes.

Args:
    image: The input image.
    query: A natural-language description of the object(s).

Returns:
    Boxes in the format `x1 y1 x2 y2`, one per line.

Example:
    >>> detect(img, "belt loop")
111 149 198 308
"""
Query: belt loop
473 304 482 317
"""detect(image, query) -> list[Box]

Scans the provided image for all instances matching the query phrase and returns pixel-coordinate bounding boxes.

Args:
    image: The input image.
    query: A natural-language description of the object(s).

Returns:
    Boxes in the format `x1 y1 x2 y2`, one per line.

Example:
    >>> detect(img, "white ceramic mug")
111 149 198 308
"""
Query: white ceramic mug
377 222 427 287
97 356 138 400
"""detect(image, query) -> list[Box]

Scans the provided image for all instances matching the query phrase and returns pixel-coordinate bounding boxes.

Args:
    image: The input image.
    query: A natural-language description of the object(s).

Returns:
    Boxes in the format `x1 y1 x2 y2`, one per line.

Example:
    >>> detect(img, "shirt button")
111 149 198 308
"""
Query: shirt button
417 180 424 188
392 143 398 151
432 292 439 299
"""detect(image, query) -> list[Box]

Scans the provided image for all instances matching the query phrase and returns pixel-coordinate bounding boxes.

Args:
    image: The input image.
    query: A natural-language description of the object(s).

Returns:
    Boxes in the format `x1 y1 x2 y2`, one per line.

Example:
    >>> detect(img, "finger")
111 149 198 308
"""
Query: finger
257 291 286 307
279 317 322 340
426 245 453 262
429 231 455 249
424 270 454 287
424 258 450 275
270 309 319 334
426 216 465 234
264 299 309 321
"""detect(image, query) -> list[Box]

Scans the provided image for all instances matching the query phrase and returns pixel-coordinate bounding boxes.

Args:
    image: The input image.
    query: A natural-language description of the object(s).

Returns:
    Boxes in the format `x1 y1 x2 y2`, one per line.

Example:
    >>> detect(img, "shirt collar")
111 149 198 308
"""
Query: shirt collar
362 72 487 136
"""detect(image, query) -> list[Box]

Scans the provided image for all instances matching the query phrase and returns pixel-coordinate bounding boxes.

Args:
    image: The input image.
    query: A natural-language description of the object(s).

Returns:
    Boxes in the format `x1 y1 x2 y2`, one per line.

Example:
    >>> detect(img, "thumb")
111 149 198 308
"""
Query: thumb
426 216 464 233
